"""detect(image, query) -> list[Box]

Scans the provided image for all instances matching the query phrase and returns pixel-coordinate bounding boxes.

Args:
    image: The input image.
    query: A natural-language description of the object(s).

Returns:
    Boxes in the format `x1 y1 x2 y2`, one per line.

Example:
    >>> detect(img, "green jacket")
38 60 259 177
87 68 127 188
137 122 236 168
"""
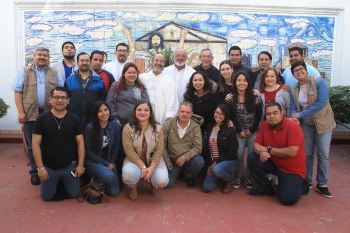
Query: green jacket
162 114 203 163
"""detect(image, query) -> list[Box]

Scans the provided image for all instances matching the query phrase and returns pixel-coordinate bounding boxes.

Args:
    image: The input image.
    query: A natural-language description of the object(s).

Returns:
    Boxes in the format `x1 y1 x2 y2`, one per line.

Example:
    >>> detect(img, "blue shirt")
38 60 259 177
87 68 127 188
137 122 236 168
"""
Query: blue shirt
63 61 74 80
12 65 64 108
282 62 321 91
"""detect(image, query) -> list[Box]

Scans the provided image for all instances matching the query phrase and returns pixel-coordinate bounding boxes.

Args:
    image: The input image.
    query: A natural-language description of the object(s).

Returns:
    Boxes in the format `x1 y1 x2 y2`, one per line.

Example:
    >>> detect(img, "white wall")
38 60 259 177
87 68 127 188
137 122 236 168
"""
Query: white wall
1 0 349 130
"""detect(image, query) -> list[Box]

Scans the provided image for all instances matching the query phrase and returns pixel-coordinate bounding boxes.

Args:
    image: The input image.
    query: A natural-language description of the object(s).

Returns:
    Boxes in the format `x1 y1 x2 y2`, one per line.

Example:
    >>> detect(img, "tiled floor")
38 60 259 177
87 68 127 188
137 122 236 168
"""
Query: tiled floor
0 143 349 233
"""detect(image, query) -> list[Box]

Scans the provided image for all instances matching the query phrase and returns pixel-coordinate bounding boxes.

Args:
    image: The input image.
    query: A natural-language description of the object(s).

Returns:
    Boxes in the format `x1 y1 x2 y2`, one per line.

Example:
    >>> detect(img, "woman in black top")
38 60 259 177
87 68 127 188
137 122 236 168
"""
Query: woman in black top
183 71 221 134
217 61 234 102
202 104 239 194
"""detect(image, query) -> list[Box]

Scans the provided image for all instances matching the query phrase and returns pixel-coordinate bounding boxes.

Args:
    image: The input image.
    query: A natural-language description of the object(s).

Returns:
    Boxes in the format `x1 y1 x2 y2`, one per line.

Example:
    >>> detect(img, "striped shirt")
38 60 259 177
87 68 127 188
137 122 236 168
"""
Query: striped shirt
209 131 219 160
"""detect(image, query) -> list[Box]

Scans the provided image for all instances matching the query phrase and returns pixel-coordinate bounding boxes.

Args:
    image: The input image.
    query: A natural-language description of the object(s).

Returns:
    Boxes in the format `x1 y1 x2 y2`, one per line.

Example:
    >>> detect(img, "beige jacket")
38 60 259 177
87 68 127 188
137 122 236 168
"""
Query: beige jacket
292 76 336 134
123 123 165 168
22 64 59 121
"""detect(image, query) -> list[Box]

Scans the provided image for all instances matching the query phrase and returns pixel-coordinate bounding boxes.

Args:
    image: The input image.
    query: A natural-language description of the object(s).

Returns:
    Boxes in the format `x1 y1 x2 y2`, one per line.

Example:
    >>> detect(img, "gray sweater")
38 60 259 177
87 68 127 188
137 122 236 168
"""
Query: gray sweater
260 88 290 118
106 84 149 125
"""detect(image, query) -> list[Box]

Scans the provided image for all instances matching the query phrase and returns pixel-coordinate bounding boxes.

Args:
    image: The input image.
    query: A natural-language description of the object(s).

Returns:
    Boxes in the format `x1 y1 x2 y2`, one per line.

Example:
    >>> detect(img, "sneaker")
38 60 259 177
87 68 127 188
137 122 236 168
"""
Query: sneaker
249 188 275 197
316 185 332 198
234 178 243 188
245 177 254 189
274 176 279 186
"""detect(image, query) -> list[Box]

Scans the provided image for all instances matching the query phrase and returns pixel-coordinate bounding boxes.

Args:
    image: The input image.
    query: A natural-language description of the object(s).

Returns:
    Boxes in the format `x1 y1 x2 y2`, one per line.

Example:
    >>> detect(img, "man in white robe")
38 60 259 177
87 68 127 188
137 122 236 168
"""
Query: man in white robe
163 48 195 103
140 54 178 125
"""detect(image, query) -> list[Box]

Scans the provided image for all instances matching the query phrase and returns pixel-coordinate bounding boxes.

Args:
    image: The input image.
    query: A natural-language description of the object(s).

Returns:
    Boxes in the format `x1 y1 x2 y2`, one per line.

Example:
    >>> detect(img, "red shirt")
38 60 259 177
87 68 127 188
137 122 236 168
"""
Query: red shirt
98 71 111 92
255 116 306 179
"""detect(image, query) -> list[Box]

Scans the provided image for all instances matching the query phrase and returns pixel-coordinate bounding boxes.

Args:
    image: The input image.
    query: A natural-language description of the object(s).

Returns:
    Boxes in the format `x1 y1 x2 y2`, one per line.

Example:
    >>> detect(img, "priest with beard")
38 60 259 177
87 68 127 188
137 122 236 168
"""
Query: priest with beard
51 41 78 80
163 48 195 103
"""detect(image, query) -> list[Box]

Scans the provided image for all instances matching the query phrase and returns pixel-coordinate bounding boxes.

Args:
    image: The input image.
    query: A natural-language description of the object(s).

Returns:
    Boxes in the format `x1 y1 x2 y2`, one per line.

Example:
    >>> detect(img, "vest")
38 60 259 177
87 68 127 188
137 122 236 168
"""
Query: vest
22 64 59 121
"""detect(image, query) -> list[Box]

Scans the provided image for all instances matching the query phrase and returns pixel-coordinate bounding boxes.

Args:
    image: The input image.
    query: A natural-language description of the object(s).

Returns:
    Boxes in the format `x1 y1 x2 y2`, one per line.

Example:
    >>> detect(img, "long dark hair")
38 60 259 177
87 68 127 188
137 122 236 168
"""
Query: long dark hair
232 72 255 114
117 63 146 94
129 100 158 135
259 68 280 93
215 103 231 137
183 71 211 101
91 101 111 153
218 61 234 92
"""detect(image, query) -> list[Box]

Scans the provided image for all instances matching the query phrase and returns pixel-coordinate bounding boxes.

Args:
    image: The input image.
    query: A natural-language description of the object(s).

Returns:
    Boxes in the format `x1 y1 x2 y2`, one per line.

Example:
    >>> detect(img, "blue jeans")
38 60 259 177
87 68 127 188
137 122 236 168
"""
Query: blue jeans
122 162 169 188
40 162 80 201
301 123 332 186
24 121 37 176
203 160 238 193
236 132 257 178
167 154 204 187
248 152 308 206
85 164 120 196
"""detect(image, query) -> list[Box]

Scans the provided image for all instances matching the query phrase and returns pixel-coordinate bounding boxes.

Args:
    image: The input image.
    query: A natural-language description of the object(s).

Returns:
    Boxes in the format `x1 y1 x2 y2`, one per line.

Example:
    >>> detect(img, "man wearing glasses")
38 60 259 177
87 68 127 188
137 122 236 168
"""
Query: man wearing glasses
282 46 321 90
64 52 106 129
12 46 64 186
32 86 85 201
103 43 130 81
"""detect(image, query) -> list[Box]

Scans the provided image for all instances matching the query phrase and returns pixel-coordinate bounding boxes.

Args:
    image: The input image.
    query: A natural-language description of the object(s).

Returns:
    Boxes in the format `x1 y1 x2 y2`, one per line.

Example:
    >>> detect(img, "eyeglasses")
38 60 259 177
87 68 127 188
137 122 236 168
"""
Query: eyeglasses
293 67 305 74
214 111 224 116
52 96 68 100
117 49 129 54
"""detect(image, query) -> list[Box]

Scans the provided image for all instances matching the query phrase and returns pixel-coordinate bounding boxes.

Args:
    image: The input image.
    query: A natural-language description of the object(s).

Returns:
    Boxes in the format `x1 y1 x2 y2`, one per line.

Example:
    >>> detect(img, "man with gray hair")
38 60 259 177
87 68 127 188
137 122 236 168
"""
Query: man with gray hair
194 48 220 83
12 46 64 185
163 48 195 103
140 54 178 125
162 101 204 188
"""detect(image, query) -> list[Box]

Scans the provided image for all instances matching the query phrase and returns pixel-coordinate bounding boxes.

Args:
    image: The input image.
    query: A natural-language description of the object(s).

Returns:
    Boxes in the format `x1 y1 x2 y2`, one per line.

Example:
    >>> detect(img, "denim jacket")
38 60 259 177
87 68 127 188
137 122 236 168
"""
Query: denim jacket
84 121 120 166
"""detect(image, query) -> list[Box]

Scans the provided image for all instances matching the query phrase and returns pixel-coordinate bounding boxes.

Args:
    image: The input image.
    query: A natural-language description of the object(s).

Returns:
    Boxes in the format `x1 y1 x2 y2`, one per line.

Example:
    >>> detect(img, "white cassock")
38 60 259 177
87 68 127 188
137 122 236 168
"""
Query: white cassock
102 60 127 82
140 71 179 125
163 65 195 103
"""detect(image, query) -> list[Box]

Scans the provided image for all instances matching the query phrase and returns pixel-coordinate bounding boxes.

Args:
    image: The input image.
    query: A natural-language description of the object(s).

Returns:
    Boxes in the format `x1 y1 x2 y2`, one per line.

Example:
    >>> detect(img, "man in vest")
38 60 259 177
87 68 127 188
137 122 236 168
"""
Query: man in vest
12 46 64 185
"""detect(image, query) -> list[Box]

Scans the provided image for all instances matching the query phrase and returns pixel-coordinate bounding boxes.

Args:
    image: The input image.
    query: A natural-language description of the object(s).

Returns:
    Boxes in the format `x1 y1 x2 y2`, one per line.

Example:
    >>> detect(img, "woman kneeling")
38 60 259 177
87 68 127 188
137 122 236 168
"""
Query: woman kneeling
122 100 168 200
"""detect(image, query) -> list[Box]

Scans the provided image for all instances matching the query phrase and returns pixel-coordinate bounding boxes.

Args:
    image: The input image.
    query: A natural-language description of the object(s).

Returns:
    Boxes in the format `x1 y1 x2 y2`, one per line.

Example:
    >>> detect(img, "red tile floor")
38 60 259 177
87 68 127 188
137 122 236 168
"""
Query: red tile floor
0 143 349 233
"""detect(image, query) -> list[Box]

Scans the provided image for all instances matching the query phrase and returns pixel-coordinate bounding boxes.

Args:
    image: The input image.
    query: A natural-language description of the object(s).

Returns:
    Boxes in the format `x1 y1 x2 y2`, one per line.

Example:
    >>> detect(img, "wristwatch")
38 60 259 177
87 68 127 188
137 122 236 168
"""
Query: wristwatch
267 146 272 154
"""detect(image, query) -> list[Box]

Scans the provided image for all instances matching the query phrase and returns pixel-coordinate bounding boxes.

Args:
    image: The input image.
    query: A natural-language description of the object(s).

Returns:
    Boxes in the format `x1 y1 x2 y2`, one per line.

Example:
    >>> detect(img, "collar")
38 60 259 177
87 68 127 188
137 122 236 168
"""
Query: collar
34 64 48 71
177 119 191 129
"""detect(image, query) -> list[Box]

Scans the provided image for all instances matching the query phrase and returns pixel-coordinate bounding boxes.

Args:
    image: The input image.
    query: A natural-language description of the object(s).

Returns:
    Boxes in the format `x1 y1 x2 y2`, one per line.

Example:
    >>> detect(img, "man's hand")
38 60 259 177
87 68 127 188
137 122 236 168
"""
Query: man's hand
166 161 173 171
282 84 290 92
18 112 26 124
288 118 300 124
175 155 186 167
259 152 270 162
143 167 155 182
107 163 116 171
75 166 85 177
166 117 174 121
38 169 49 180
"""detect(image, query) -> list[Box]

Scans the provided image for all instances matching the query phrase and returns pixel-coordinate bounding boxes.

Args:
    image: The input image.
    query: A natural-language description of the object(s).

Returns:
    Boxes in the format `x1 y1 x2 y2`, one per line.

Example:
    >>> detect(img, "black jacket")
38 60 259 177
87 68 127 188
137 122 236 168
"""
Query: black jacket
194 64 220 83
203 122 239 167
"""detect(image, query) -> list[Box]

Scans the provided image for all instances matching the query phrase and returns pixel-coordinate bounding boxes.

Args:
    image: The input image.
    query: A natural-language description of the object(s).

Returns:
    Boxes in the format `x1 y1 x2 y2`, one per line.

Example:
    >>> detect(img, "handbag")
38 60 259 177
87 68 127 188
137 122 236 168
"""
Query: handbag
77 182 108 204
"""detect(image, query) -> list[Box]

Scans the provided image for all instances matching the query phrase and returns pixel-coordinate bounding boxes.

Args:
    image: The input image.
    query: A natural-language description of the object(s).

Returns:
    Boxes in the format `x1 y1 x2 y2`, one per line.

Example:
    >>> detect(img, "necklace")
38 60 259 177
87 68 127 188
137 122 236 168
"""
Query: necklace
52 111 67 130
264 85 280 105
36 70 45 85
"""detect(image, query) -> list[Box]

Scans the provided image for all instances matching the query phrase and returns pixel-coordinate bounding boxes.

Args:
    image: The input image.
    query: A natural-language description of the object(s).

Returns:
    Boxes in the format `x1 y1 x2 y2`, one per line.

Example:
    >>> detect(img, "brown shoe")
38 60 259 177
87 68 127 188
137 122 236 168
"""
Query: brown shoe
150 184 159 196
128 187 138 200
222 178 235 194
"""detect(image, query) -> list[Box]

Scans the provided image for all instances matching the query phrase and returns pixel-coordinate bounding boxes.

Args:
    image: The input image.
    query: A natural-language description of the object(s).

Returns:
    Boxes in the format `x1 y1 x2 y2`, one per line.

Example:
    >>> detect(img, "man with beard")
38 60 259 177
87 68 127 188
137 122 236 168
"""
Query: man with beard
194 48 220 83
163 48 195 103
148 32 165 54
140 54 178 125
51 41 78 80
228 45 252 77
247 102 309 206
12 46 64 185
64 52 106 129
282 46 320 90
90 50 115 92
103 43 129 81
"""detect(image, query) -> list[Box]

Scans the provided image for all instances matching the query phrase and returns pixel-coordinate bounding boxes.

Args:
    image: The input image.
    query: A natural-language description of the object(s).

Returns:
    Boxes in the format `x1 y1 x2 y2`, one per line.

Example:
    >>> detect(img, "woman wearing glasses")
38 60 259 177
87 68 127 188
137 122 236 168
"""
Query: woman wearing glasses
290 61 336 198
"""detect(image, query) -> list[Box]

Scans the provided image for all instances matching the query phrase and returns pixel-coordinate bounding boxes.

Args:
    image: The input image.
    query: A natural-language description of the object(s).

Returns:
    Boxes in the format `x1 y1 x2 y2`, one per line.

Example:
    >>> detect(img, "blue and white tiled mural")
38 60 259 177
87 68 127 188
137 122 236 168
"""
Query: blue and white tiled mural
23 10 335 82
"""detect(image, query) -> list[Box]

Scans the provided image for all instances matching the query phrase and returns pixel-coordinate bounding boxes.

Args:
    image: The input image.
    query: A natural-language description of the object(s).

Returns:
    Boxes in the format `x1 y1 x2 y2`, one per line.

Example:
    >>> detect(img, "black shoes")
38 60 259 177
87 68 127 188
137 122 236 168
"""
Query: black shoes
30 175 40 185
187 177 195 188
316 185 332 198
249 188 275 196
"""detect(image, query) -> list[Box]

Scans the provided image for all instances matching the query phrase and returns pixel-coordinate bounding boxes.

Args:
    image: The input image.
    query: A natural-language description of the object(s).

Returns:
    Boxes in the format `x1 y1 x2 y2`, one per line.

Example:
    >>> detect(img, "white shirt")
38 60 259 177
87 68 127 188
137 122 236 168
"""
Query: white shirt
163 65 195 103
102 60 126 81
177 120 190 139
140 71 179 125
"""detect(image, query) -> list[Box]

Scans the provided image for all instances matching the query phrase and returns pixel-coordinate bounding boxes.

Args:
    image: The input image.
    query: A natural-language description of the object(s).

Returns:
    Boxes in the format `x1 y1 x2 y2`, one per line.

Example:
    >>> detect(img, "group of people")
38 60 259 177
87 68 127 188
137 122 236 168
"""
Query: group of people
12 40 335 206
